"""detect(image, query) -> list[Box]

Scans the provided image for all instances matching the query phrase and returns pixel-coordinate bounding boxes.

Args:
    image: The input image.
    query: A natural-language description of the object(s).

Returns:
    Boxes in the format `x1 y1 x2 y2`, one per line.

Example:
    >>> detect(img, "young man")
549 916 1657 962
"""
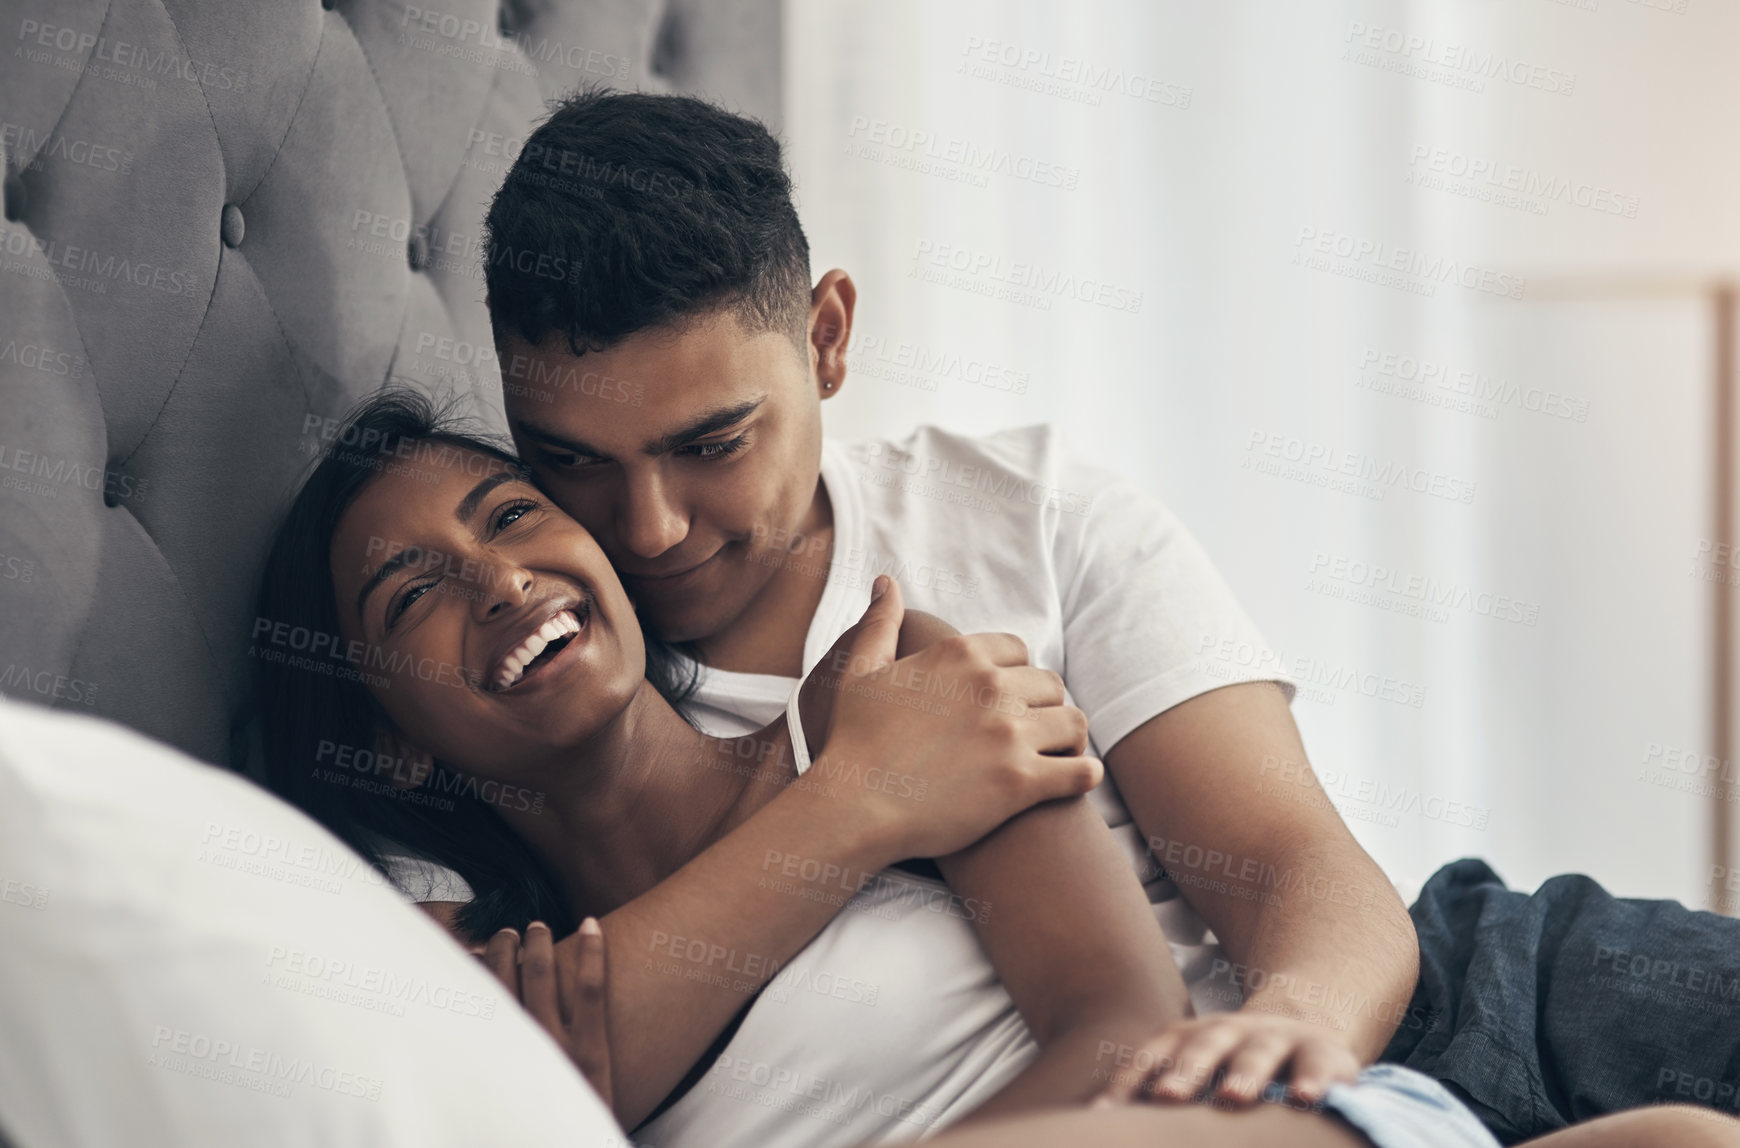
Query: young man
476 89 1414 1119
469 90 1740 1143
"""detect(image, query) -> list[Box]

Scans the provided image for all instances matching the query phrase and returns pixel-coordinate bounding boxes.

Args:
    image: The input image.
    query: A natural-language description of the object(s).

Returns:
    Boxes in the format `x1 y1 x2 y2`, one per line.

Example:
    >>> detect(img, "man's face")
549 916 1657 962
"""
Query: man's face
500 310 823 644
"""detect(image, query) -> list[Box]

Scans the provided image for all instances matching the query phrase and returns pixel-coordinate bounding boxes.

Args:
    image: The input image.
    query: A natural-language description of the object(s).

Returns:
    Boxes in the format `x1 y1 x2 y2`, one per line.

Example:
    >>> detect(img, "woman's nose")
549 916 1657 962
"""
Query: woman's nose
475 563 535 622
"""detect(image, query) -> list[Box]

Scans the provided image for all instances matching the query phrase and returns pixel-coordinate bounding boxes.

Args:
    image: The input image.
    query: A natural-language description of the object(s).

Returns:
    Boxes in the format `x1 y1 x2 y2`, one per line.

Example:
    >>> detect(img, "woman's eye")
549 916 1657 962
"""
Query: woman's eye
389 581 433 627
492 498 540 533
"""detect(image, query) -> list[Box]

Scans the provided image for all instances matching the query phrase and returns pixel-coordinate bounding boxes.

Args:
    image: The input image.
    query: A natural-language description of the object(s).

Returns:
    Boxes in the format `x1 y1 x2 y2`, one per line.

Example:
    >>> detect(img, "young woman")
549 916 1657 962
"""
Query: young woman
255 391 1727 1148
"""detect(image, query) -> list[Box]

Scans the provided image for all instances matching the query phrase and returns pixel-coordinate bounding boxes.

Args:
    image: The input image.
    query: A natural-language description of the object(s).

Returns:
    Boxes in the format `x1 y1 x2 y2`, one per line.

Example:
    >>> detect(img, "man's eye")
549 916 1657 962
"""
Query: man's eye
542 450 606 470
686 434 750 461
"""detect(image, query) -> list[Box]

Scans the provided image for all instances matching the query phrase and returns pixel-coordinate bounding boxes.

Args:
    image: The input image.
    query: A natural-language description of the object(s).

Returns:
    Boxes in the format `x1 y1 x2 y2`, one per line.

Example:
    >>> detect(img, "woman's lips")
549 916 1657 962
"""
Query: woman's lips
488 593 595 694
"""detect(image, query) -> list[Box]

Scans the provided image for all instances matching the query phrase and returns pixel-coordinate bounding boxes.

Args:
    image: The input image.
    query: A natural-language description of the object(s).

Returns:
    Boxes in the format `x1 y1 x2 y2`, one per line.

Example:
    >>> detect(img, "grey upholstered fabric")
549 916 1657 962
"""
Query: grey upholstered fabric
0 0 779 767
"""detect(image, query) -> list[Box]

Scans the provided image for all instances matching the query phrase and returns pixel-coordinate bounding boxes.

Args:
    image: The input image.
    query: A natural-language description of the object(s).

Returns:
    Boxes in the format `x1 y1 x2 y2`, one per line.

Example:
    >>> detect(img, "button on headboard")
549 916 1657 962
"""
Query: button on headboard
0 0 779 766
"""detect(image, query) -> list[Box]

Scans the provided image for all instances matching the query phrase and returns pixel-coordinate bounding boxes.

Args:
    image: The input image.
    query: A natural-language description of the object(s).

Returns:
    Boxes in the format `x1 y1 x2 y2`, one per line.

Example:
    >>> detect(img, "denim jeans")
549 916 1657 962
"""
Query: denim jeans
1380 859 1740 1144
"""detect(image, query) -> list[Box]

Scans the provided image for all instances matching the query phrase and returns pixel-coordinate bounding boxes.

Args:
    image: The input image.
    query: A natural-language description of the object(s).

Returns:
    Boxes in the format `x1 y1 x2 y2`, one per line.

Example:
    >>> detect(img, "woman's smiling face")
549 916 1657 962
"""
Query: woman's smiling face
328 443 646 777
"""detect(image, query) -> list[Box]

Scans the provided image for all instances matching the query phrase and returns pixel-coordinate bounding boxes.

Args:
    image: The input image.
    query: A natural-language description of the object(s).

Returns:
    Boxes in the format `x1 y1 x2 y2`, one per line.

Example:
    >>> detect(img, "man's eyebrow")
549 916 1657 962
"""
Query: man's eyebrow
645 397 765 456
514 397 766 461
355 468 523 619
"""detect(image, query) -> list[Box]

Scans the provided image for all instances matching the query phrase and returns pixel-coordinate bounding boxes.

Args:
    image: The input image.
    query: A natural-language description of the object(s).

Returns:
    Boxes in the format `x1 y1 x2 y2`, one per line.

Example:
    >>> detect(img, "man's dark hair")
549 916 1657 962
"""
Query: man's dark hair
484 89 812 357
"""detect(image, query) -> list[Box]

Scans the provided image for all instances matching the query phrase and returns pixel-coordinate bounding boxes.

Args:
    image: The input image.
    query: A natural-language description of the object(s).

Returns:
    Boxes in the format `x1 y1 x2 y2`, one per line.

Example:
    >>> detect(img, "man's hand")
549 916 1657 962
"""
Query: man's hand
1091 1011 1360 1109
800 576 1103 859
477 919 613 1110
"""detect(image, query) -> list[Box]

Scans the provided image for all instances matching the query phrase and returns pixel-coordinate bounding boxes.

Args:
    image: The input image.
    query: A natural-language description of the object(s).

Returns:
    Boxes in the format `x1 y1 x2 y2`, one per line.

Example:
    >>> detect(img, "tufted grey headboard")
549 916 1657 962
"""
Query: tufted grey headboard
0 0 780 767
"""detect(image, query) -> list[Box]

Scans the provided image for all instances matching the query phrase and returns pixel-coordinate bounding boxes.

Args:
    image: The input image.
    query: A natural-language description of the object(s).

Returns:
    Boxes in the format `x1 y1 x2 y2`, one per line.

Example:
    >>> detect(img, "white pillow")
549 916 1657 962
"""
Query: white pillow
0 696 625 1148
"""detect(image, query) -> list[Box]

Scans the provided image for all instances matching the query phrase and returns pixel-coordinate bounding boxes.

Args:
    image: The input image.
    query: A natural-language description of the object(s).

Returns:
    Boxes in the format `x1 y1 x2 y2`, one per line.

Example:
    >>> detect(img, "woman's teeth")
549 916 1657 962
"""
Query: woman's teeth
494 610 581 691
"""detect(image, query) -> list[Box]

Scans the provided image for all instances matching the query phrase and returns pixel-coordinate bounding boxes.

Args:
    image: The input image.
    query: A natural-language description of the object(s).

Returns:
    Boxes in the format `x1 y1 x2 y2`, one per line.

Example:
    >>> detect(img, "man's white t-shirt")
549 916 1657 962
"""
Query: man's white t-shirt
632 426 1297 1146
682 424 1295 997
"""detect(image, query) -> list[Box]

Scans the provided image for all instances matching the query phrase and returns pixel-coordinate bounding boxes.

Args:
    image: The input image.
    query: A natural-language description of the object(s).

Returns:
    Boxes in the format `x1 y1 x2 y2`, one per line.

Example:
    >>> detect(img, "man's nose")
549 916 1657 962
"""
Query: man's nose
619 470 689 558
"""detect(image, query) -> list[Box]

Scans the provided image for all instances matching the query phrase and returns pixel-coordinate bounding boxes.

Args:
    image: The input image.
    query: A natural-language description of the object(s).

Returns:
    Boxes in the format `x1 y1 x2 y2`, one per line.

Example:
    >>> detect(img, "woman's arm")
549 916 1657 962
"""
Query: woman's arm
884 612 1194 1126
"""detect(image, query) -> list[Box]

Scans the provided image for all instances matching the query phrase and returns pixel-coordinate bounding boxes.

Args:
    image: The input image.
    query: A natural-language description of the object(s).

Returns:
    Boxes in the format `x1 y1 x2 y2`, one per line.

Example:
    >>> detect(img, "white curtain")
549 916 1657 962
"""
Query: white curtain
785 0 1736 904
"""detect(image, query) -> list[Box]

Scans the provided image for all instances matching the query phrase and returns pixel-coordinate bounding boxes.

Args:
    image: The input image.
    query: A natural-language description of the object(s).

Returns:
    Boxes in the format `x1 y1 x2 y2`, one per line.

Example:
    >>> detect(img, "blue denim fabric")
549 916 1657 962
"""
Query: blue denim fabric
1380 859 1740 1144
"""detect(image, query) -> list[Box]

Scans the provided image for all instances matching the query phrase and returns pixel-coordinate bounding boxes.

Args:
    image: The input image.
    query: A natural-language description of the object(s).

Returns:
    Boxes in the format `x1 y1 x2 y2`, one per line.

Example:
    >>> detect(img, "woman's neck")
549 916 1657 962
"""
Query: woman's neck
498 679 796 917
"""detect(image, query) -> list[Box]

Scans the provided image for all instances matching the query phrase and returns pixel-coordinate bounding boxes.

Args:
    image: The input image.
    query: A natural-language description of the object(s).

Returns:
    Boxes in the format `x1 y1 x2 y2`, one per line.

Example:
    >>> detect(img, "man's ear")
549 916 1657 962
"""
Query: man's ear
373 724 437 792
809 269 856 400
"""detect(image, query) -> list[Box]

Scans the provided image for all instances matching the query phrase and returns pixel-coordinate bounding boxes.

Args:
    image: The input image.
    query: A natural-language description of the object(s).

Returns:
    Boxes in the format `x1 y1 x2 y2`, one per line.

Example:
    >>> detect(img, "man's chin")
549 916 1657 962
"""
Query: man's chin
631 576 762 649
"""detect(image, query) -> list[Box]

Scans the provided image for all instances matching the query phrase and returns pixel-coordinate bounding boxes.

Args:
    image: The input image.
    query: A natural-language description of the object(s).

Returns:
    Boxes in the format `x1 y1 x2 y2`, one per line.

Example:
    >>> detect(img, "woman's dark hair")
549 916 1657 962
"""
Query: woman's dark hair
254 388 696 941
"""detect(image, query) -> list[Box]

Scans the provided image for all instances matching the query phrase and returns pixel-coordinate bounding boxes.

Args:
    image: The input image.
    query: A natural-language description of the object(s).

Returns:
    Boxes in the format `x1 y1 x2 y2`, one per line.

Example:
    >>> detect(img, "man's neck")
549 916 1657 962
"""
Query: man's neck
692 480 834 678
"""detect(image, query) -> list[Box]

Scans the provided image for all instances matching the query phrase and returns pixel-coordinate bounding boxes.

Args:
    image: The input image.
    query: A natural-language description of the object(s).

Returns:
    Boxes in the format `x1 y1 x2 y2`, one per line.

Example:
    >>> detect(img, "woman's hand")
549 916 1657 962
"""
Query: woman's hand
1091 1011 1360 1110
477 919 613 1109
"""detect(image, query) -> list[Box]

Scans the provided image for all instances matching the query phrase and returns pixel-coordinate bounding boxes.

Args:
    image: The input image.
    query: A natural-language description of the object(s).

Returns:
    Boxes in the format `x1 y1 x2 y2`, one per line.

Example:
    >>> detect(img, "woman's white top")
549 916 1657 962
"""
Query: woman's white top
632 684 1039 1147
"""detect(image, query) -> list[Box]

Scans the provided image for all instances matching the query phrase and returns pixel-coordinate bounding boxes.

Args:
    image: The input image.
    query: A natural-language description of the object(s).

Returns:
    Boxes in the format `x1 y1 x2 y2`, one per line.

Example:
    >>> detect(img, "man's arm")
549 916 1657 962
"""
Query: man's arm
1102 680 1419 1101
